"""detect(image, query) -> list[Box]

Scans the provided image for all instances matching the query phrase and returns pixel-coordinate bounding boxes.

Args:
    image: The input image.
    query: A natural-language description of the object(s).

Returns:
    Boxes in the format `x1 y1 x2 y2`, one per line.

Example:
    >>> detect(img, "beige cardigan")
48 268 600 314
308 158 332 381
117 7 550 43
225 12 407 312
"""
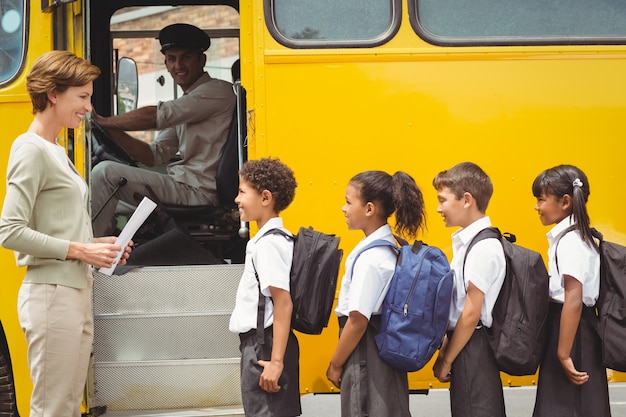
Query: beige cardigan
0 133 94 288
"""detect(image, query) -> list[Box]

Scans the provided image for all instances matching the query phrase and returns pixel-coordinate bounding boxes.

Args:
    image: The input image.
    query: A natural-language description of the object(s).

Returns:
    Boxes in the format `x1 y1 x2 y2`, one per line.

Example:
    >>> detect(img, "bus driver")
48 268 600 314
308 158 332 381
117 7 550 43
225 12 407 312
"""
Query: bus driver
91 23 235 237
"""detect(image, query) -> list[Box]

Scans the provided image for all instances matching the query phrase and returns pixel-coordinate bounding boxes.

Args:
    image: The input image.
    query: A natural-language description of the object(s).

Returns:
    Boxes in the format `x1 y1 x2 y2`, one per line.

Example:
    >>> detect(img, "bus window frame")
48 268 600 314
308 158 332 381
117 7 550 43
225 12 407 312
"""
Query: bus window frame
264 0 401 49
0 0 28 87
408 0 626 47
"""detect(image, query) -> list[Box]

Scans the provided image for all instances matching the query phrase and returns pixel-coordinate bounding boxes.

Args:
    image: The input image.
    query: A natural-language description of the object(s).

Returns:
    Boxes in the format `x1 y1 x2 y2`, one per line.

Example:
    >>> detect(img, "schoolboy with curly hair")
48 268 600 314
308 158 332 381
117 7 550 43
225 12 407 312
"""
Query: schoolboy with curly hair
229 157 301 416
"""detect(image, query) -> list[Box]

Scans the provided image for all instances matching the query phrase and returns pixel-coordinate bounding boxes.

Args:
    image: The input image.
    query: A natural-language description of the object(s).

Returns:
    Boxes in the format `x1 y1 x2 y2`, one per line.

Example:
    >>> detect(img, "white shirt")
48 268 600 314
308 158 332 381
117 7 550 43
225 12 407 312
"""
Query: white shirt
448 216 506 329
228 217 293 333
335 224 397 319
547 216 600 306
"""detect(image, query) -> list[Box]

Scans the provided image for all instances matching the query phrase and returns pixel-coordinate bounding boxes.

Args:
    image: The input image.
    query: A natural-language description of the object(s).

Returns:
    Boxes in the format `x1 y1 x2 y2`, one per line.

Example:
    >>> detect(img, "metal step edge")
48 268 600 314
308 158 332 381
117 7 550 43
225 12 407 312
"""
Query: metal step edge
94 311 234 319
99 406 244 417
94 358 240 367
95 264 245 276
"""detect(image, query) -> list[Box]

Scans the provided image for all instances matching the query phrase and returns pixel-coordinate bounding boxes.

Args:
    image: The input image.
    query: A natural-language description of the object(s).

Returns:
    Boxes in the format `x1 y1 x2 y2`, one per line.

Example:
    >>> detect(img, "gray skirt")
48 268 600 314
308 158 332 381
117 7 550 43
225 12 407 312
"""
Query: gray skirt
532 303 611 417
338 316 411 417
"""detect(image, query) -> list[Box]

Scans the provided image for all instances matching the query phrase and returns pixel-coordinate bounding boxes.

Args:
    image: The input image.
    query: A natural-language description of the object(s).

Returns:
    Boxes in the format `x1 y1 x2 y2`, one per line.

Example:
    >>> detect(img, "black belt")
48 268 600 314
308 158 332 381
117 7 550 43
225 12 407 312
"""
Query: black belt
239 325 273 343
446 323 483 339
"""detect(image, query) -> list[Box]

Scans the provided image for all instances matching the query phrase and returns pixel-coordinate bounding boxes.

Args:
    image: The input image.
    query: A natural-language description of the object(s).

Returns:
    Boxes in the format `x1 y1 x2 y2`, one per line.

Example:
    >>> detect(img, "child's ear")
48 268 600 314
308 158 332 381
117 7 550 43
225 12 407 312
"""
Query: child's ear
261 189 273 206
365 201 376 217
462 192 474 208
561 194 572 210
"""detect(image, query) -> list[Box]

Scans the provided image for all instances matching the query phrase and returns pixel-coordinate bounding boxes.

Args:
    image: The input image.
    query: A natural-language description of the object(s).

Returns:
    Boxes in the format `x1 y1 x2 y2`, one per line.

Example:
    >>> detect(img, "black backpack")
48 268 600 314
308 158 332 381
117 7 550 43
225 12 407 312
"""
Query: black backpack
253 226 343 335
464 227 550 376
557 227 626 372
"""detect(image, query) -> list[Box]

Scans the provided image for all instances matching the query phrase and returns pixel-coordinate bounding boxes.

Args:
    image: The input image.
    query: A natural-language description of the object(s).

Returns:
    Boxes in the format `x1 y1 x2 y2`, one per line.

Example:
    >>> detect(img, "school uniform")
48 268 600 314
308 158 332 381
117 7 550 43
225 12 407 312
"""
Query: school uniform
335 224 410 417
532 216 610 417
448 216 506 417
229 217 301 417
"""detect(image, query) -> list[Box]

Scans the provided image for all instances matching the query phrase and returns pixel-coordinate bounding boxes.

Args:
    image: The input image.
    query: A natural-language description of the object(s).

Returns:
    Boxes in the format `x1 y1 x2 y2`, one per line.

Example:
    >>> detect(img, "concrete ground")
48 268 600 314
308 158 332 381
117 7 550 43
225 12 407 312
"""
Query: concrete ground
301 382 626 417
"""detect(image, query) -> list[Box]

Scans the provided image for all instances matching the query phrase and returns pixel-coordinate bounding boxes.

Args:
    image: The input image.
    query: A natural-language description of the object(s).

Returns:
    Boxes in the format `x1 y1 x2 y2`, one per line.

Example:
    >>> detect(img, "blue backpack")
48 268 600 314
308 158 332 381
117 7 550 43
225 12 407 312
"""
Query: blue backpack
352 238 454 372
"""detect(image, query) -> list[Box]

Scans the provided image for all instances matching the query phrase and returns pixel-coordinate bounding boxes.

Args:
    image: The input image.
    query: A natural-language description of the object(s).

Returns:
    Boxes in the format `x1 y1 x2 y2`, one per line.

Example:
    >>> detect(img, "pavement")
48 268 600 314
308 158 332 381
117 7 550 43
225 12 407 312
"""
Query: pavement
300 382 626 416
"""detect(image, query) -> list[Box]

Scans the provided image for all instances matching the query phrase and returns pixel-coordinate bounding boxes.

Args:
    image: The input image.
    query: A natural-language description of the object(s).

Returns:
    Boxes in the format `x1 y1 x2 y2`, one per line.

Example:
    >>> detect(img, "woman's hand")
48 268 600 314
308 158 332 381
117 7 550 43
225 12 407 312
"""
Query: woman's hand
68 238 133 268
95 237 133 265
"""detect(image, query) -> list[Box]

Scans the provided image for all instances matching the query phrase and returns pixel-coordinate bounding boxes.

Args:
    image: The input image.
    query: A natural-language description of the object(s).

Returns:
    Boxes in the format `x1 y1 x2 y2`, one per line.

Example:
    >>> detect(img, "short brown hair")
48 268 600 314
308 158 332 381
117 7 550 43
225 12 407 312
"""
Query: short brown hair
432 162 493 213
27 50 100 114
239 158 297 213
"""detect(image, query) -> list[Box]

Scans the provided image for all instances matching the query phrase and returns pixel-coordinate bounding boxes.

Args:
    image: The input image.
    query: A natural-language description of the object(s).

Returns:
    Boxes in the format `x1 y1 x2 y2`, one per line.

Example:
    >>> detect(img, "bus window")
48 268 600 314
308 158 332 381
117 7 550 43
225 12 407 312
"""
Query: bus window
0 0 25 85
410 0 626 46
266 0 401 48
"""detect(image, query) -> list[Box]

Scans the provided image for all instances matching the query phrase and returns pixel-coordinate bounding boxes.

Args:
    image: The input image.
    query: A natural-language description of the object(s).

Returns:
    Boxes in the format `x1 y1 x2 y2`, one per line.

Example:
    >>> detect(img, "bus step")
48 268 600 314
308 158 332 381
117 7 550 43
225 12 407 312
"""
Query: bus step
97 406 244 417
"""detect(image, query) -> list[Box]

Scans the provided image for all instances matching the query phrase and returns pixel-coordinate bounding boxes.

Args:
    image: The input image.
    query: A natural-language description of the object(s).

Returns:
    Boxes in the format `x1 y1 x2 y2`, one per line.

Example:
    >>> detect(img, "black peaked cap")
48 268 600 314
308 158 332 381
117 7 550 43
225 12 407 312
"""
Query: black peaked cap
158 23 210 54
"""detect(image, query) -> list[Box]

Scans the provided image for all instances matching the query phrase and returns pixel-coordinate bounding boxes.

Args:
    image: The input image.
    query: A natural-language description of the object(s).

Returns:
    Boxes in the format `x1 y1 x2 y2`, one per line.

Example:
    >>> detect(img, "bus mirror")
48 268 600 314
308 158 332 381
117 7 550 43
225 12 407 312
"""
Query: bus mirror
41 0 77 13
116 57 138 115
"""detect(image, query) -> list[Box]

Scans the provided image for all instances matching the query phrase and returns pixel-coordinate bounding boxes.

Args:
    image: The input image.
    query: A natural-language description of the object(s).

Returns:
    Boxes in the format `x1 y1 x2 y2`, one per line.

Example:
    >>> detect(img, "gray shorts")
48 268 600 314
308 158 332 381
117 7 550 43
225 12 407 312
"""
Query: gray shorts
239 326 301 417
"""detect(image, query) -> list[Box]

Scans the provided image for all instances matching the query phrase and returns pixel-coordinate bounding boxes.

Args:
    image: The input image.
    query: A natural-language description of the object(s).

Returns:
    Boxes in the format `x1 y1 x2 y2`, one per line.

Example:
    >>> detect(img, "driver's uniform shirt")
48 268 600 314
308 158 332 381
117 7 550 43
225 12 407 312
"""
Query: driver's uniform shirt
152 72 235 202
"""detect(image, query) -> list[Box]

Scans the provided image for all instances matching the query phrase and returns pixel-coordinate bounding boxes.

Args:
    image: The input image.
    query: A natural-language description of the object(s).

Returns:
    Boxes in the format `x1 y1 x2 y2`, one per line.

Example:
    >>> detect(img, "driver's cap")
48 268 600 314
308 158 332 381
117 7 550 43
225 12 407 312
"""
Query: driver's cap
158 23 210 54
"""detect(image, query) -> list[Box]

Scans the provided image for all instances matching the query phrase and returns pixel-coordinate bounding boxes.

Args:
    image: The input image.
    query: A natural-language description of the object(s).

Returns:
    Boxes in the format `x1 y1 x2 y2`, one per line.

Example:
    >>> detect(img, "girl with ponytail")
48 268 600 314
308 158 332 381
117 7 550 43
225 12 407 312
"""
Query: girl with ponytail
326 170 425 417
531 164 610 417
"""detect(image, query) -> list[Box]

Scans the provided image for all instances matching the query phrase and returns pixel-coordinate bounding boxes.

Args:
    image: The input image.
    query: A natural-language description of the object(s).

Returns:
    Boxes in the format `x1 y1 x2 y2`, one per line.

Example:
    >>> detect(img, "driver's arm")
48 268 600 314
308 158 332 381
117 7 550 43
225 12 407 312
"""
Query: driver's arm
92 108 157 166
94 106 158 131
102 127 155 166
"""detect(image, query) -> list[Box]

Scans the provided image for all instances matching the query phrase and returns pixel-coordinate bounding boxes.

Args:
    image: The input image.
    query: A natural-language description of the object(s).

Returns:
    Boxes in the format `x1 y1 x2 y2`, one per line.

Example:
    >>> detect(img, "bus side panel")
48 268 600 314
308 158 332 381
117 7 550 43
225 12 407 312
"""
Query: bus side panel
240 4 626 390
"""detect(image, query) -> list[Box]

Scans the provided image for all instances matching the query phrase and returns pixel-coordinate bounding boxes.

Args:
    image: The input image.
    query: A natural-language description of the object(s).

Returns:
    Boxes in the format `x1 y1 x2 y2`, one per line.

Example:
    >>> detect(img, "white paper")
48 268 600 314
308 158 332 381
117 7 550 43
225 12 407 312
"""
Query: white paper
98 196 157 276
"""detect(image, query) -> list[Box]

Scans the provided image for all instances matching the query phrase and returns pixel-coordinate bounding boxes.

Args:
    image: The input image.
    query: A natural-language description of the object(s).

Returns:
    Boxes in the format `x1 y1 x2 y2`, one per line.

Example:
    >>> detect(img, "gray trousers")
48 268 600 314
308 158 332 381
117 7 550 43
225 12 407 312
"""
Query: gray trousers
449 327 506 417
91 161 217 237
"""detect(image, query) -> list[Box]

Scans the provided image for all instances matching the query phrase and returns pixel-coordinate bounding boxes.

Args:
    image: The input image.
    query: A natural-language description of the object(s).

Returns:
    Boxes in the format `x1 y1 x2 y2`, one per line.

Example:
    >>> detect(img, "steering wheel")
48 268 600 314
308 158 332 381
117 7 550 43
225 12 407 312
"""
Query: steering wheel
90 118 137 167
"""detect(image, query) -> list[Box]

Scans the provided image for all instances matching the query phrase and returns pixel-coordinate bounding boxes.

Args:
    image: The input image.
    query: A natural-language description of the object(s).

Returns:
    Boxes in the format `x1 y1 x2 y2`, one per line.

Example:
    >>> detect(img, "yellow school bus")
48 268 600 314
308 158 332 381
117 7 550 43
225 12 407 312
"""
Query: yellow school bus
1 0 626 415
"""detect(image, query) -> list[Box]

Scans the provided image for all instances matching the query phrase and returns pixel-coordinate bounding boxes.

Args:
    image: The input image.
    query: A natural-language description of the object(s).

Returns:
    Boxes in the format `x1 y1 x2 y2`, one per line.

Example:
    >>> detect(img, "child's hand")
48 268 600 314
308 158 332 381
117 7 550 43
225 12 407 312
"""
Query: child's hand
433 354 451 383
326 362 342 389
560 357 589 385
258 359 283 393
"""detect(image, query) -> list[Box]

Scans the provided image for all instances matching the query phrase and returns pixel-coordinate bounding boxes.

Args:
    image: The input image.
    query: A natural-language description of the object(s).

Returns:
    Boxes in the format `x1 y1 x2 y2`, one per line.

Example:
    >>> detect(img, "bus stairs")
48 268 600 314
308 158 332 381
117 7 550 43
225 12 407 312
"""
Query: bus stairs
92 264 245 417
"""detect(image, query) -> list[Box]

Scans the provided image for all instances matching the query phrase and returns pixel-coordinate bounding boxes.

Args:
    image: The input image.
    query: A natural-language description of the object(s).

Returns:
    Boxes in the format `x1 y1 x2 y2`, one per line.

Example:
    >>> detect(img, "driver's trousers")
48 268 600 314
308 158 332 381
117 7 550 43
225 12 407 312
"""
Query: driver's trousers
91 161 218 237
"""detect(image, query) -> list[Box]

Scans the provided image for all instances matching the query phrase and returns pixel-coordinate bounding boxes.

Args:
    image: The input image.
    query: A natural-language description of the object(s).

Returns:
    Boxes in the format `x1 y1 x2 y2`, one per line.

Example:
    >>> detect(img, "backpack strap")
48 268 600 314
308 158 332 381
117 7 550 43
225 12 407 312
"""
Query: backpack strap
554 225 602 275
554 225 576 276
251 258 267 346
462 227 502 293
349 236 409 279
251 228 295 346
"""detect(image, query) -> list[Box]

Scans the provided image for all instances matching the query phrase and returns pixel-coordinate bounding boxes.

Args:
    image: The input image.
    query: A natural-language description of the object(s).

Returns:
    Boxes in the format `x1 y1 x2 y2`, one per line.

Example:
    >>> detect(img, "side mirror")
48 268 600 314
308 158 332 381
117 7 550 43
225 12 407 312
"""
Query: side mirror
116 57 138 115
